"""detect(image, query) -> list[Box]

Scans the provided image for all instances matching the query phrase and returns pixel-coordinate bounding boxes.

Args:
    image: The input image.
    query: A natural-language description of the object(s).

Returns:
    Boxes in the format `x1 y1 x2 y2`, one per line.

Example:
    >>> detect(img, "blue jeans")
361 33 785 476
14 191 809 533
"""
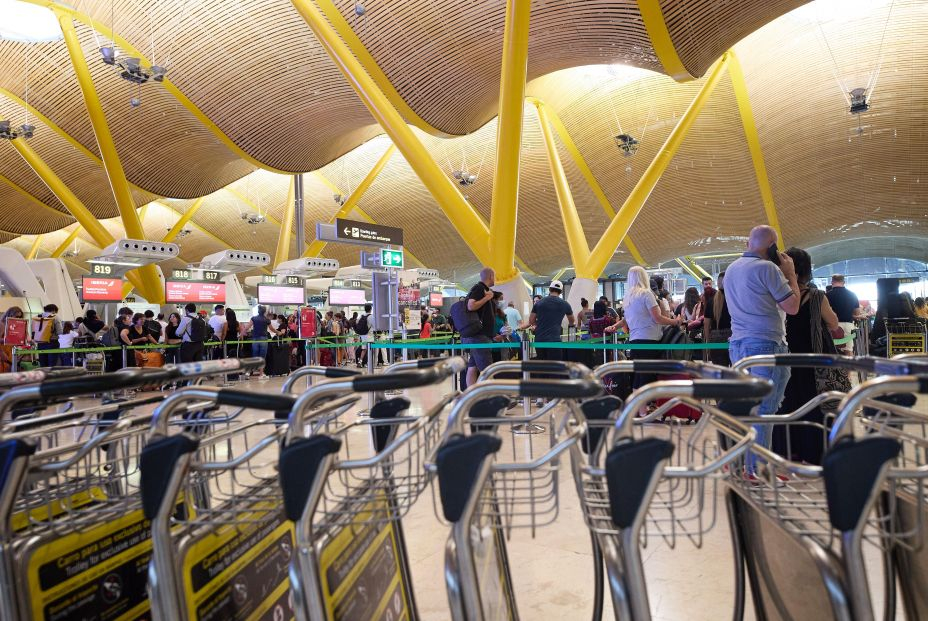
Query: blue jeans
252 341 268 366
729 338 791 473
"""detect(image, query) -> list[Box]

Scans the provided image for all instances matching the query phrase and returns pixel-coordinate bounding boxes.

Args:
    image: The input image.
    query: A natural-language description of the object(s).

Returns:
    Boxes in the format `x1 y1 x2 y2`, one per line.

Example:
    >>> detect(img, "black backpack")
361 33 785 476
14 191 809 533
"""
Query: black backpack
355 314 370 335
450 300 482 338
188 315 207 343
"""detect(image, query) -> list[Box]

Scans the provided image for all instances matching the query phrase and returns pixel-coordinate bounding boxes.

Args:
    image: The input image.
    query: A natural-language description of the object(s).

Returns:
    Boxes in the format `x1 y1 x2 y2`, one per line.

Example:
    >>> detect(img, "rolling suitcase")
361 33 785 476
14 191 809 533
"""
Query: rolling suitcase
265 340 291 376
656 373 702 423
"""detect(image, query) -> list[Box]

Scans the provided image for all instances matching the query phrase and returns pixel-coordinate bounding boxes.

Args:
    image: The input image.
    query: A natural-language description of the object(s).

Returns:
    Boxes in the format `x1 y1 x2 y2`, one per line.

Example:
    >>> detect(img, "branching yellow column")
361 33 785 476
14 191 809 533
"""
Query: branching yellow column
303 145 396 258
728 50 784 245
289 0 492 265
10 137 146 294
56 12 163 302
26 235 44 260
534 101 592 276
51 226 83 258
274 177 297 267
584 54 730 278
162 198 206 243
489 0 532 282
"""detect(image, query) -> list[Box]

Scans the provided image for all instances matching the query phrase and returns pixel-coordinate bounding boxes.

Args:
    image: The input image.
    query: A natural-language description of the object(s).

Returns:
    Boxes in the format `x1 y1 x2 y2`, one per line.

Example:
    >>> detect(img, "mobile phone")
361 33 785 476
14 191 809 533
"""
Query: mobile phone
766 243 781 265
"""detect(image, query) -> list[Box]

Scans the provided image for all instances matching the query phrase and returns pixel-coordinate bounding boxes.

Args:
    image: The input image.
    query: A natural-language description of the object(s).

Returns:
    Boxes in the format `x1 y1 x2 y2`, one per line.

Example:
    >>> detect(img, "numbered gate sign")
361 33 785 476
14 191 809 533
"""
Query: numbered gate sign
380 248 404 269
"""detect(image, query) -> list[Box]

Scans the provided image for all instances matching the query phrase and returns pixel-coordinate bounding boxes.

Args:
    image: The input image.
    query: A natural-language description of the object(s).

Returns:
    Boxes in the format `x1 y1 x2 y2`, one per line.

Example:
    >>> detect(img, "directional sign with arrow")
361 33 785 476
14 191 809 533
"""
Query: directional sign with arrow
335 218 404 246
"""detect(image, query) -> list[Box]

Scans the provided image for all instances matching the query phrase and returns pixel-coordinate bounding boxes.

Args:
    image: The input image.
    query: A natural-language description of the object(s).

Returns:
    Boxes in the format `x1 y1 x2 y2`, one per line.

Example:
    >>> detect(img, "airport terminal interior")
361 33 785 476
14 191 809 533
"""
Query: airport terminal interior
0 0 927 619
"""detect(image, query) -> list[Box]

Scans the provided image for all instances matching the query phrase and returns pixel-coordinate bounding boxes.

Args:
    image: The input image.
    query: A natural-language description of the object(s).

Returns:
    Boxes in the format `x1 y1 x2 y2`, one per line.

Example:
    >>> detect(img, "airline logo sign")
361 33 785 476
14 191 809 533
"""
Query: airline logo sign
82 277 124 301
165 281 227 303
336 218 403 246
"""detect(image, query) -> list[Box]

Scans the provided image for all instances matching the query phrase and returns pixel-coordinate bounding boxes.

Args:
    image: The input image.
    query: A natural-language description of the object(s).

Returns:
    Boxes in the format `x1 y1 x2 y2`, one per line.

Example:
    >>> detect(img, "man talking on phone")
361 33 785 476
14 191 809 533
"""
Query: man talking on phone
464 267 498 388
725 225 801 480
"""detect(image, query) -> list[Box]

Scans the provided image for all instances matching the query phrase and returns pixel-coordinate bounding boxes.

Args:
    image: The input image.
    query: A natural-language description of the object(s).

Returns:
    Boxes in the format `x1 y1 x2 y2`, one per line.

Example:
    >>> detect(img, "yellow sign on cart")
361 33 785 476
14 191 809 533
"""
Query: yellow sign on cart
888 333 926 357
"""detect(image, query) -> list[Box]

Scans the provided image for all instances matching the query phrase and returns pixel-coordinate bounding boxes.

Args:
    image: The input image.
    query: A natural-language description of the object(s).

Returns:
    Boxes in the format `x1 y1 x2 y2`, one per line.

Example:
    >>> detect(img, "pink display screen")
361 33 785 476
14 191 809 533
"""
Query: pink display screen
82 277 124 301
258 284 304 305
429 293 444 307
328 288 367 306
165 281 226 303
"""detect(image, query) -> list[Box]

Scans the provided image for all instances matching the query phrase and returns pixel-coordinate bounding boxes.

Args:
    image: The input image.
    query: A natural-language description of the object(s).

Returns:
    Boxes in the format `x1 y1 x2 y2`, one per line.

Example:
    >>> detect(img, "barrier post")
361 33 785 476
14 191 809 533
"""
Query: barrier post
11 347 17 372
122 346 127 369
367 341 375 409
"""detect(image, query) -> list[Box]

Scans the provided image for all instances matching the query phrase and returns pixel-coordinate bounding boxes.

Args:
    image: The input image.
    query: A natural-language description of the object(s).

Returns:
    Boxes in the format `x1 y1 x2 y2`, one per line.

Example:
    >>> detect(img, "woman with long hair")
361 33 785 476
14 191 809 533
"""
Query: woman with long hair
164 312 183 364
704 272 732 366
612 266 683 391
225 308 240 358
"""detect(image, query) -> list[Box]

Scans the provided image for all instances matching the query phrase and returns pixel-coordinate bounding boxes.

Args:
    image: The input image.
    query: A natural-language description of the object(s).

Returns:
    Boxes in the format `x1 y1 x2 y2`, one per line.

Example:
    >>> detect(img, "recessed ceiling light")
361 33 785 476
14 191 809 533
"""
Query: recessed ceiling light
0 0 62 43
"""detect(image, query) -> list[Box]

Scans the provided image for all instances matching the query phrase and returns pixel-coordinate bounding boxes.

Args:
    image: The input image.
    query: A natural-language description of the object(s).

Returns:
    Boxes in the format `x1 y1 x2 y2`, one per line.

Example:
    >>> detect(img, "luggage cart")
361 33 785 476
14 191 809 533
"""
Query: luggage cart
577 360 769 621
725 371 928 621
281 357 463 621
0 359 267 621
884 319 927 357
428 372 602 621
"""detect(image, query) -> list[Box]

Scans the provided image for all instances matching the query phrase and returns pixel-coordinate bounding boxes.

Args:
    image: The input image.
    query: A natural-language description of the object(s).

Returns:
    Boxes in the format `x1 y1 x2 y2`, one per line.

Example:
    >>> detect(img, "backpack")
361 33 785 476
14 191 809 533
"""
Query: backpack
450 300 482 338
34 315 57 343
101 325 121 347
145 319 162 341
187 315 207 343
355 314 371 336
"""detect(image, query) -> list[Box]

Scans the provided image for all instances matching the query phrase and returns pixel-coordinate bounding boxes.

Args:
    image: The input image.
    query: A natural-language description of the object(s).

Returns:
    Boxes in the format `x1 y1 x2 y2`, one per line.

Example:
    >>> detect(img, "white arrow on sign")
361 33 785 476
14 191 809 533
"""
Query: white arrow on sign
343 228 351 235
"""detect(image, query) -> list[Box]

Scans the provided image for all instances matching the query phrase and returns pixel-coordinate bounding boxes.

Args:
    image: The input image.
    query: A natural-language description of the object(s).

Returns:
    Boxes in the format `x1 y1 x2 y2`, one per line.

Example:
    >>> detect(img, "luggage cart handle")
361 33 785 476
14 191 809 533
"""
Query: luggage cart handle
518 378 602 399
593 359 745 380
168 356 265 376
829 375 928 443
384 356 455 373
214 389 297 412
281 365 361 393
479 359 592 381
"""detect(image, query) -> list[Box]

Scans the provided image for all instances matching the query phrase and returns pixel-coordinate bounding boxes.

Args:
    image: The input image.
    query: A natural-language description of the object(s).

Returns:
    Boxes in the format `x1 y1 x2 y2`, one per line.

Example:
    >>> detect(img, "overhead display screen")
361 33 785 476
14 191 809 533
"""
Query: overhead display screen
257 284 304 305
81 276 123 302
165 281 226 304
328 288 367 306
429 292 444 307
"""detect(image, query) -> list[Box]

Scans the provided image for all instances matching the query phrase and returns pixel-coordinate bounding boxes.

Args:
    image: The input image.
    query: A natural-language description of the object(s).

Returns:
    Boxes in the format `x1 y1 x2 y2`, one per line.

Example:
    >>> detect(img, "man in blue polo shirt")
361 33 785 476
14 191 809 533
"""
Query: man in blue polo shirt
725 225 800 478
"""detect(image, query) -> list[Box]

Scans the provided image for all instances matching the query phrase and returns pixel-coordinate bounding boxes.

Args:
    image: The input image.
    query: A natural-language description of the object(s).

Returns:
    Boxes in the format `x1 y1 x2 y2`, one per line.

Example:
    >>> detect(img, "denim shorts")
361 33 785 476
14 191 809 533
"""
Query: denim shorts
462 335 493 370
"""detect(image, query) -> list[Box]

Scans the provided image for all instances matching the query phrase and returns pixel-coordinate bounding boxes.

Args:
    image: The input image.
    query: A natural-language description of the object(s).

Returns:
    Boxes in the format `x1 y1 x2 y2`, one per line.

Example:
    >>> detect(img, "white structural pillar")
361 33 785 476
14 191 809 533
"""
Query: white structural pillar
565 277 600 318
493 275 534 321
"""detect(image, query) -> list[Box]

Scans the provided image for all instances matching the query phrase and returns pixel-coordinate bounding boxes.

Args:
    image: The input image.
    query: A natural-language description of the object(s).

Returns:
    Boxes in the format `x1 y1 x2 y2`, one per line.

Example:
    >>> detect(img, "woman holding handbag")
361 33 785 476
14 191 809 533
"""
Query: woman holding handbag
122 313 161 367
773 247 846 465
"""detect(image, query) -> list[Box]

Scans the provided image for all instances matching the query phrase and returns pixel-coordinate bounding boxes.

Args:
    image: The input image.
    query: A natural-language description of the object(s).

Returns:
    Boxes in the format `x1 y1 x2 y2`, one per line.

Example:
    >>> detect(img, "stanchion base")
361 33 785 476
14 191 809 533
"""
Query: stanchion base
512 423 545 435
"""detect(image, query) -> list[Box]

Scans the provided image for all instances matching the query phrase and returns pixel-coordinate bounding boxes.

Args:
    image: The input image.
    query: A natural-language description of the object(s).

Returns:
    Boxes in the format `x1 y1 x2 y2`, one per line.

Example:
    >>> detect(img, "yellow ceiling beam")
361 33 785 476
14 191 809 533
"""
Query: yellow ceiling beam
26 235 44 260
312 0 459 138
526 96 648 267
585 54 729 278
680 256 712 280
534 100 591 275
488 0 532 283
51 225 83 258
675 257 702 281
57 12 162 303
274 176 297 267
728 50 785 246
290 0 492 266
636 0 695 82
162 197 206 243
18 0 292 175
302 144 396 258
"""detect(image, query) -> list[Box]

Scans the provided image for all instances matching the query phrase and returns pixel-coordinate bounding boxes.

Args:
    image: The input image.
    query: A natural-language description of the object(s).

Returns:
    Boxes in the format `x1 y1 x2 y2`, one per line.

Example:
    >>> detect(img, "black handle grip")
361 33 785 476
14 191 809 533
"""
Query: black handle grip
323 367 362 378
690 380 772 400
919 376 928 395
352 369 443 393
631 360 688 374
38 369 159 400
518 379 601 399
515 360 574 374
413 357 447 368
215 389 297 413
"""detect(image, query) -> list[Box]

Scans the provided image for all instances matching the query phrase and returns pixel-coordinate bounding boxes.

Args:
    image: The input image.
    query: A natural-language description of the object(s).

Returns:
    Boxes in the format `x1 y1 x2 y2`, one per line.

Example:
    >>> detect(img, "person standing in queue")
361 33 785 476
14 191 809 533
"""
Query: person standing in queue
522 280 575 361
177 303 207 363
463 267 498 388
247 305 270 378
724 225 801 480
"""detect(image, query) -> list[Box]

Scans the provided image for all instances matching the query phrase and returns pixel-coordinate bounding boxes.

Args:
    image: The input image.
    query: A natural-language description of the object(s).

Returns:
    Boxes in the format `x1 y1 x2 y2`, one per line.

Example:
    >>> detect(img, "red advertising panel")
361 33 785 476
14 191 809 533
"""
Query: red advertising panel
165 281 226 304
3 318 27 346
299 306 317 338
81 276 124 302
327 288 367 306
258 284 304 305
429 292 443 307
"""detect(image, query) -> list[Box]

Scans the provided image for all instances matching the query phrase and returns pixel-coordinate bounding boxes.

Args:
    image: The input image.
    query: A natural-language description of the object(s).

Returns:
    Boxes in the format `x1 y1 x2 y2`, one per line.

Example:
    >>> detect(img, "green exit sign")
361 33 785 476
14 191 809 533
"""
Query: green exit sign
380 248 404 269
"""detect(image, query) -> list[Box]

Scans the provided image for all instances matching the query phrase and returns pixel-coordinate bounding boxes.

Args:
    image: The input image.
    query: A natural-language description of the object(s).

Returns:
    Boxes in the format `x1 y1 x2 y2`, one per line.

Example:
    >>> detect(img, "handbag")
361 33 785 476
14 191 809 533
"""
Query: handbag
809 289 852 395
135 350 165 368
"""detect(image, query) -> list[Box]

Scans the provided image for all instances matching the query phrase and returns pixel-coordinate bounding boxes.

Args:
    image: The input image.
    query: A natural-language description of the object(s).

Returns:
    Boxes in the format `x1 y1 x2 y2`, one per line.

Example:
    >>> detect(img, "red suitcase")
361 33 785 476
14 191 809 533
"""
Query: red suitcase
656 373 702 423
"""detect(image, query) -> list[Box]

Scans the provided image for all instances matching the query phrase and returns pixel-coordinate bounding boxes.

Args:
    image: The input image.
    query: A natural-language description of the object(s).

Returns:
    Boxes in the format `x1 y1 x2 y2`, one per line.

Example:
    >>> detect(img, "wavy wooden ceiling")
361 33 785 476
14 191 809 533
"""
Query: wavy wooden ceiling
3 0 925 285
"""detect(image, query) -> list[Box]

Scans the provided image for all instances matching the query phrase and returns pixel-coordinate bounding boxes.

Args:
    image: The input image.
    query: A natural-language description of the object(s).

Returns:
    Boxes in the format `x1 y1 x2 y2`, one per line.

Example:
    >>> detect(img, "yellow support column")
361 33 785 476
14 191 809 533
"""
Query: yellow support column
51 226 83 258
274 177 297 267
675 258 701 282
56 12 163 302
489 0 532 282
636 0 694 82
163 197 206 243
528 96 648 266
303 145 395 258
10 136 147 295
26 235 44 260
534 101 592 276
584 54 730 278
289 0 491 265
682 256 712 280
728 50 784 245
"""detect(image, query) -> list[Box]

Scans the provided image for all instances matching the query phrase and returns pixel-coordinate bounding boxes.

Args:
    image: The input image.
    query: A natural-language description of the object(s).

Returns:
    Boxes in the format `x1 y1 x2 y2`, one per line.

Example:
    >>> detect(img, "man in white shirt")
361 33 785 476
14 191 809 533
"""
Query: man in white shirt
207 304 226 359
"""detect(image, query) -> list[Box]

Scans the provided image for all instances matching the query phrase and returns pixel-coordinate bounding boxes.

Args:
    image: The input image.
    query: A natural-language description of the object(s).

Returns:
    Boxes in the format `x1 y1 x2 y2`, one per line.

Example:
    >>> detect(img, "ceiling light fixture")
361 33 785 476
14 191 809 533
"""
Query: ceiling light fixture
333 193 346 206
614 133 639 157
453 170 477 186
0 120 33 140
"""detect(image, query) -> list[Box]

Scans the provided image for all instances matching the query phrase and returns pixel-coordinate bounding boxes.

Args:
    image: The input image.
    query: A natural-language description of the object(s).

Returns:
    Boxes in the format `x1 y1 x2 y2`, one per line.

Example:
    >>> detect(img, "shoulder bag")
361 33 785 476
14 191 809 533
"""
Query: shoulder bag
809 288 852 395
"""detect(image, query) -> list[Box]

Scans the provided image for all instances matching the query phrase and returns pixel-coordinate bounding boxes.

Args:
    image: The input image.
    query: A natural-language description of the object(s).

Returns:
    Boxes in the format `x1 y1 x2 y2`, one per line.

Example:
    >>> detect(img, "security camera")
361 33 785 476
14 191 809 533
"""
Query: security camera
100 46 117 65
